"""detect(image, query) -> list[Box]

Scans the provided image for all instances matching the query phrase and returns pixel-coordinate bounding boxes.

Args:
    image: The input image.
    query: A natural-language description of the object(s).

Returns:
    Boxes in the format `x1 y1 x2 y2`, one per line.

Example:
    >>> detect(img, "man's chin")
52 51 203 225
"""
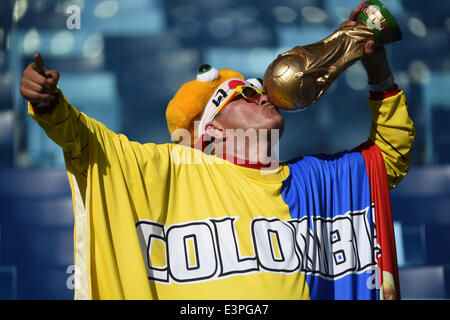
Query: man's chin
265 120 285 140
277 120 285 138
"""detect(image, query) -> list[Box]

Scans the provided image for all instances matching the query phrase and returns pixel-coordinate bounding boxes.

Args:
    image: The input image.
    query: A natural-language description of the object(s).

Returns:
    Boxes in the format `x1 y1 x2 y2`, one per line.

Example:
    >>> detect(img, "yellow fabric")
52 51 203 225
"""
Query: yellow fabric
367 91 415 190
29 91 310 300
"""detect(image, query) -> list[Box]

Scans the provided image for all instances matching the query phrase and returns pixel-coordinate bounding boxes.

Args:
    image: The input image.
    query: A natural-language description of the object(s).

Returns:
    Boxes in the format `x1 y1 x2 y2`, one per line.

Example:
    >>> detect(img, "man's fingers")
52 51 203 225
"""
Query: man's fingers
364 40 384 55
45 70 60 86
24 66 48 85
340 21 357 29
20 53 60 103
23 67 52 93
349 0 365 21
364 40 375 55
21 77 46 93
340 0 365 29
20 86 54 101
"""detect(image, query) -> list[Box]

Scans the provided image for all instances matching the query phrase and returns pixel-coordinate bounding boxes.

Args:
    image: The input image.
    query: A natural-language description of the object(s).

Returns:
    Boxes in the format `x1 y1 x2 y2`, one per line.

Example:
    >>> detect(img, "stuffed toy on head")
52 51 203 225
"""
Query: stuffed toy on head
166 64 264 146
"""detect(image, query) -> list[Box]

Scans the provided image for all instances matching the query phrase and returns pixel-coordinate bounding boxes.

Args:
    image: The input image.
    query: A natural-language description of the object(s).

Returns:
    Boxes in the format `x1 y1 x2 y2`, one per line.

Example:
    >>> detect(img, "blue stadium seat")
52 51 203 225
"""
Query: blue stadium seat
0 168 73 264
5 228 73 267
402 1 450 28
323 0 408 20
1 225 73 299
17 266 74 300
391 166 450 224
276 25 336 48
0 266 17 300
0 110 14 166
399 265 447 299
391 166 450 268
166 0 276 48
4 198 73 227
400 224 427 266
0 168 74 299
424 73 450 164
82 0 166 36
0 168 70 199
104 35 200 102
0 110 13 141
432 108 450 163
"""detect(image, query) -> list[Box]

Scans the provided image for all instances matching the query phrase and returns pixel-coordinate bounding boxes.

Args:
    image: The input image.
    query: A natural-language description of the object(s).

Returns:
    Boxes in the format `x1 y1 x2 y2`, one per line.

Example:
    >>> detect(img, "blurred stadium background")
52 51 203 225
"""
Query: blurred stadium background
0 0 449 300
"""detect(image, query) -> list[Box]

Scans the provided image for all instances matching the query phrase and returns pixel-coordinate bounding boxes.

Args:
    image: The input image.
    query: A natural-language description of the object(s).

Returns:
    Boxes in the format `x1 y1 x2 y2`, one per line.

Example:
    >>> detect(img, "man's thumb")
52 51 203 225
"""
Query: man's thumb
34 52 45 75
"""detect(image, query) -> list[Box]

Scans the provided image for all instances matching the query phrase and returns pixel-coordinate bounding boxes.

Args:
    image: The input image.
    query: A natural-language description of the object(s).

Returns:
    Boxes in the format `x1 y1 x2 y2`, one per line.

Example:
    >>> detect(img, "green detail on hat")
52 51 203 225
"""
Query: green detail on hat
198 64 213 74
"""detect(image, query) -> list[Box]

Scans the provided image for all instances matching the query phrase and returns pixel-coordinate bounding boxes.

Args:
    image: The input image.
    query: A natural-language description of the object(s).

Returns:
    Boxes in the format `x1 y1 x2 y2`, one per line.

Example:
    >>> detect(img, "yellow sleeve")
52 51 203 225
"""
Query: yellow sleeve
368 90 415 190
28 90 178 299
28 88 93 176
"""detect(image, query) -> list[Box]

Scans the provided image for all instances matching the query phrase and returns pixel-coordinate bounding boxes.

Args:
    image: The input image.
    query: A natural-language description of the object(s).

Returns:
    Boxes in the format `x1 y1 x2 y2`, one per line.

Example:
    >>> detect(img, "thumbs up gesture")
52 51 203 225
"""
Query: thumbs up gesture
20 53 60 108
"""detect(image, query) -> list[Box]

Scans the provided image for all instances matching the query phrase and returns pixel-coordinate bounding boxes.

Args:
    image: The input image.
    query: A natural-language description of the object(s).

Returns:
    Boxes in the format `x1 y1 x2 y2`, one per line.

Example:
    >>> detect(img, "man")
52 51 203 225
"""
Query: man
20 3 414 300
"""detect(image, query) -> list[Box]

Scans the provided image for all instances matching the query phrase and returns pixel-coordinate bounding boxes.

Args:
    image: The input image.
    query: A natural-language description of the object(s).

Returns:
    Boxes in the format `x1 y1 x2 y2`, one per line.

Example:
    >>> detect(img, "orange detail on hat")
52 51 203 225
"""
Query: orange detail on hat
166 66 244 146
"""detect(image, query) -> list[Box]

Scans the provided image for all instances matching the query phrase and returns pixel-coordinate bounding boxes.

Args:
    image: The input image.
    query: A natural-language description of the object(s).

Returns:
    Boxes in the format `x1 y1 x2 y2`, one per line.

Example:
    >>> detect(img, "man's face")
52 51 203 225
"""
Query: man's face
213 93 285 136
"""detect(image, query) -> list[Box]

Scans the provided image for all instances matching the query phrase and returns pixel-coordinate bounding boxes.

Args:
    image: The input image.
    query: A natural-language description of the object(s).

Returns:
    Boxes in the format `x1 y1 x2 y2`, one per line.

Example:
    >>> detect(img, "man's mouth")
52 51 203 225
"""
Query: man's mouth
264 102 275 109
266 103 280 113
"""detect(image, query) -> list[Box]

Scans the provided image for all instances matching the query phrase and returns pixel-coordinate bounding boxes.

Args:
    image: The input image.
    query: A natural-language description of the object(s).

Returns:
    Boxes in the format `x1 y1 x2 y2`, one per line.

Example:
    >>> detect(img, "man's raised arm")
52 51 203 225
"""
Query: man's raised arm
20 53 97 175
361 41 415 190
341 4 415 190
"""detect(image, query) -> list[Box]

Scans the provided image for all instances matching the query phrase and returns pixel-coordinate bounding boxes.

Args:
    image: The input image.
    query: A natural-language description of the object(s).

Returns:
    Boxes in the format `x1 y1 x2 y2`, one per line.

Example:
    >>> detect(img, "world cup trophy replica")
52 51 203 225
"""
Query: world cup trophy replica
264 0 403 111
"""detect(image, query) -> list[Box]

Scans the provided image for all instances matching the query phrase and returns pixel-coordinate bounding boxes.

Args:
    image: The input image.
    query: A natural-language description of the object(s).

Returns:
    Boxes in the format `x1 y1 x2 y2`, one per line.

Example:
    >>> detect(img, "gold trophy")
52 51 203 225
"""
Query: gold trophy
264 0 402 111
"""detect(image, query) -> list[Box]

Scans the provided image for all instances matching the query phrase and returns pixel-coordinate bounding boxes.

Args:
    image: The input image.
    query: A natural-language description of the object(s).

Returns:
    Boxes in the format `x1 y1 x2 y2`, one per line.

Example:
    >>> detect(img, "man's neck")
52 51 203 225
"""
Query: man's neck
203 140 277 169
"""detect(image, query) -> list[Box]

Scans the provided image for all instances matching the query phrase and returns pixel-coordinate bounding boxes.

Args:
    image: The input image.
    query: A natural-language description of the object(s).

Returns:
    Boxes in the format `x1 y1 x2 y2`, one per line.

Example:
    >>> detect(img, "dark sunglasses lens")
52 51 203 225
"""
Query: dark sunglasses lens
241 87 261 99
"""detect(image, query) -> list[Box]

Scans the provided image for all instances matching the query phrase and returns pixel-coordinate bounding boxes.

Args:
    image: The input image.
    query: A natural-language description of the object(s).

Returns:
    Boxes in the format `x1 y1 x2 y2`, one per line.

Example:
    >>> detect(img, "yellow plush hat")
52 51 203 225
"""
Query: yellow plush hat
166 64 244 146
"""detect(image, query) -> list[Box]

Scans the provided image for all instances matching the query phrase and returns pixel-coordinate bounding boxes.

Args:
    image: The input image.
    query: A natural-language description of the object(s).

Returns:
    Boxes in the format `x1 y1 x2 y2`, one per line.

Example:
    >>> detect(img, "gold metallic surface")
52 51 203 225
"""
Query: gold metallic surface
264 2 402 110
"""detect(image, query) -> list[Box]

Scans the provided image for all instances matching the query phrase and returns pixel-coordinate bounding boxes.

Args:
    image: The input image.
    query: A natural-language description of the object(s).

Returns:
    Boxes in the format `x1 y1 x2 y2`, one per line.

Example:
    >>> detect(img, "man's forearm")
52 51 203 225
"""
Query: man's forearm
367 87 415 189
28 88 90 173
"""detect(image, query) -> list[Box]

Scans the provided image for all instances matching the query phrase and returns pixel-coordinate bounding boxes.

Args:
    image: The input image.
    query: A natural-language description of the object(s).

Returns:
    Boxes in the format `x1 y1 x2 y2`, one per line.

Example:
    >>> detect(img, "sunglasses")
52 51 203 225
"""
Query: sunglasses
214 85 265 118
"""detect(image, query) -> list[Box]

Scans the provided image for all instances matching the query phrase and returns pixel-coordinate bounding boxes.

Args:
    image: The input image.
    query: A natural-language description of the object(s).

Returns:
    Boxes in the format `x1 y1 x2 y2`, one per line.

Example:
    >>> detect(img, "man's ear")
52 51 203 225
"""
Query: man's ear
205 120 226 140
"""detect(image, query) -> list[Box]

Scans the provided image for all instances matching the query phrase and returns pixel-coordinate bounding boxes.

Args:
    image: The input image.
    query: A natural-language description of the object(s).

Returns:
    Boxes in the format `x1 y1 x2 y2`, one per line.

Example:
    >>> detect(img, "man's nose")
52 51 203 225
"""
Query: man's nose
258 94 270 106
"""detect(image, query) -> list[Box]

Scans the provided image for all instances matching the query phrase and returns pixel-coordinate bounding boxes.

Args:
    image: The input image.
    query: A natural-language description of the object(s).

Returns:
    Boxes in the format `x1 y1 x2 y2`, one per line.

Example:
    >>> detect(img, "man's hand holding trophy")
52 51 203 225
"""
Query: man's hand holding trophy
264 0 403 111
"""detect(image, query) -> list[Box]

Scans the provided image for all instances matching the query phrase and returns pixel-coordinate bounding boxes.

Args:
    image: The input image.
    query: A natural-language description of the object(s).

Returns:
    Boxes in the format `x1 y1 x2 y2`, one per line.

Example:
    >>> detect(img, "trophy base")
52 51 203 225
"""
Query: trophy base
357 0 403 44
